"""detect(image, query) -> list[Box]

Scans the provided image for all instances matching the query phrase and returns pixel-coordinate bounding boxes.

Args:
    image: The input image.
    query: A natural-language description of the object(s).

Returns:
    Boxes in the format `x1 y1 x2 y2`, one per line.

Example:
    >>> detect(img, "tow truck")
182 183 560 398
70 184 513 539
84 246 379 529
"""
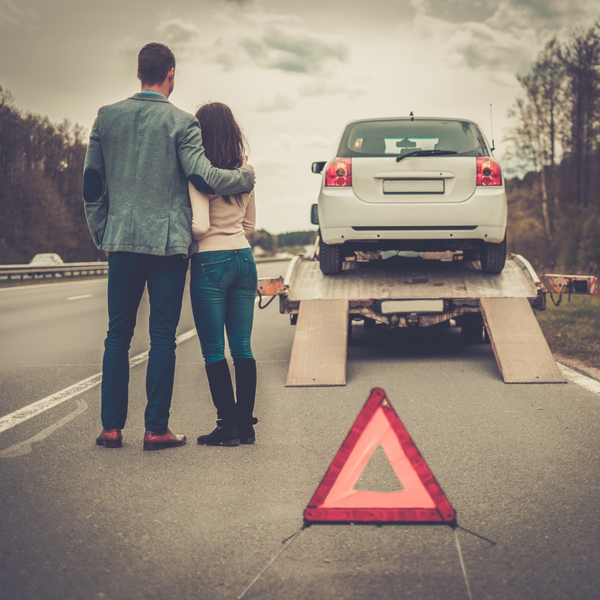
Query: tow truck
257 244 597 387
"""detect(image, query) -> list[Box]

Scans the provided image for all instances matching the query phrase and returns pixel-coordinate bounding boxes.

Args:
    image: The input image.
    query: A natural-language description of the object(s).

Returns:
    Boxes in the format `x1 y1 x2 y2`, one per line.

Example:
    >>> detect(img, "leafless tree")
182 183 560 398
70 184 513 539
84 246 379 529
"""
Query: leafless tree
506 38 566 249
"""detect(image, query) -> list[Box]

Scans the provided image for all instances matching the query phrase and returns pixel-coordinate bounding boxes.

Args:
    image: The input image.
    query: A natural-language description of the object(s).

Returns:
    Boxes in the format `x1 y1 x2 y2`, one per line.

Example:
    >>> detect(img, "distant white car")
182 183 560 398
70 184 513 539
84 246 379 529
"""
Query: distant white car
311 117 507 274
29 253 64 266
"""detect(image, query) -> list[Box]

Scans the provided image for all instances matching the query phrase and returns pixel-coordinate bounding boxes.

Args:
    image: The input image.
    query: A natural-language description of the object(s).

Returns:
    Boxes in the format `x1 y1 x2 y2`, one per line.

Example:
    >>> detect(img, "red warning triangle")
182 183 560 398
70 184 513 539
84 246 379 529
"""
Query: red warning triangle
304 388 456 524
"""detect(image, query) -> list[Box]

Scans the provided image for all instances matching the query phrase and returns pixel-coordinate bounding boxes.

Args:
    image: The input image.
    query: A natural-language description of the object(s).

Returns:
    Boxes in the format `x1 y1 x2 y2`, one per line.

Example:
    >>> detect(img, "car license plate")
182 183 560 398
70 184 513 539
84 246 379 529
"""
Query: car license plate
380 299 444 314
383 179 444 194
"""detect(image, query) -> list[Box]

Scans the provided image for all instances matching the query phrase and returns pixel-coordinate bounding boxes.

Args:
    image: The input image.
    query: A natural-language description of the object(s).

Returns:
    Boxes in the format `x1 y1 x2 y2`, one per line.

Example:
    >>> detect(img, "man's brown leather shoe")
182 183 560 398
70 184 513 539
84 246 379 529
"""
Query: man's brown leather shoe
143 428 186 451
95 428 122 448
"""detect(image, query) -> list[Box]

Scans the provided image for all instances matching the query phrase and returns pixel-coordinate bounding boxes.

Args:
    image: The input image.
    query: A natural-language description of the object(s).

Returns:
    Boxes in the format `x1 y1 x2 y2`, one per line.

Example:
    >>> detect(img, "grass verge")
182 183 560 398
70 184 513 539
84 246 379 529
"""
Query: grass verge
537 294 600 370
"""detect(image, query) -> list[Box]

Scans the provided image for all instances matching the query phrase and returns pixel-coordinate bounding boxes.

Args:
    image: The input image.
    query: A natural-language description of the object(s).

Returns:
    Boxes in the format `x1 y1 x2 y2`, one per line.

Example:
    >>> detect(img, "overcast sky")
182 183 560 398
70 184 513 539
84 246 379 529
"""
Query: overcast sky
1 0 598 234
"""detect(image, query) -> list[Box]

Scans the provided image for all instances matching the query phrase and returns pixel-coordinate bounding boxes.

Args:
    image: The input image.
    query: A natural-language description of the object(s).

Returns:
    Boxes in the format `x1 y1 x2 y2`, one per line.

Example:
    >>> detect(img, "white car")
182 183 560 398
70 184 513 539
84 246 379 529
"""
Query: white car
29 253 64 266
311 117 507 274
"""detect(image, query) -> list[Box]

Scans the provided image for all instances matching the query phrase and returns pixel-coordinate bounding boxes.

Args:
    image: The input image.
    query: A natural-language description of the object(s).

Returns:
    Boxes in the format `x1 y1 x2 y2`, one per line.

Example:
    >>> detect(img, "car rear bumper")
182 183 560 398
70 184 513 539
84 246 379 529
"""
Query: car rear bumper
321 225 506 246
318 187 507 245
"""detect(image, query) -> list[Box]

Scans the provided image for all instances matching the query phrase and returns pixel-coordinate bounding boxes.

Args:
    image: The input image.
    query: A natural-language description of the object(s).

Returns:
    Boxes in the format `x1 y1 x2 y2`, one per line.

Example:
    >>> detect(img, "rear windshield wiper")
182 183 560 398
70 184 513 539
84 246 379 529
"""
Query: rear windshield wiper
396 150 458 162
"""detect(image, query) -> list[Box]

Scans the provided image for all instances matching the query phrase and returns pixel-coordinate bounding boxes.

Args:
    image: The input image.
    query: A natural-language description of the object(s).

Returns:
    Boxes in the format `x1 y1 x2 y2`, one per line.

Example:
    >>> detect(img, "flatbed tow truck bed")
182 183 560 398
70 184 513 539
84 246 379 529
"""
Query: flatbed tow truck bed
257 253 597 387
283 254 542 325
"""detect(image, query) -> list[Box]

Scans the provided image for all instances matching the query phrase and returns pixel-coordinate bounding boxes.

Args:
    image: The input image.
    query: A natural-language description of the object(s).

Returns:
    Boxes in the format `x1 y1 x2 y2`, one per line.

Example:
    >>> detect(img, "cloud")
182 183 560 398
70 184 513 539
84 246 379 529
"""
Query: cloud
420 0 596 30
510 0 593 28
255 24 348 73
401 0 600 80
156 18 201 46
0 0 38 30
447 21 538 74
402 9 538 76
117 19 202 61
168 11 349 75
421 0 497 25
256 94 297 112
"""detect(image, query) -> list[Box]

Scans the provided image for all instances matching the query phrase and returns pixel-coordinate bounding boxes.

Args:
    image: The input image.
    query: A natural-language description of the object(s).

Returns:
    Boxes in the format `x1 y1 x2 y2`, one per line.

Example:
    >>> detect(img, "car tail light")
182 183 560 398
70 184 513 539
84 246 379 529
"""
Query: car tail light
325 157 352 187
477 157 502 186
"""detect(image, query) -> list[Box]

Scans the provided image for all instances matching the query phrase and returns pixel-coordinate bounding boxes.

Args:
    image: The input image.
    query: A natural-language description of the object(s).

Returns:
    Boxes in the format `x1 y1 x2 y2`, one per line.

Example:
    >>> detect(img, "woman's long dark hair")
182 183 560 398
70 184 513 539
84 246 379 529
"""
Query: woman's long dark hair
195 102 248 205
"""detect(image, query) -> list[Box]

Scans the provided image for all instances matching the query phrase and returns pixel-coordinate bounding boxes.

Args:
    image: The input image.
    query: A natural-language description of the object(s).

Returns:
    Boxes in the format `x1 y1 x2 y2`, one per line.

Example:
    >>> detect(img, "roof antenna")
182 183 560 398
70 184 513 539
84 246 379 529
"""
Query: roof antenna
410 111 414 121
489 104 495 151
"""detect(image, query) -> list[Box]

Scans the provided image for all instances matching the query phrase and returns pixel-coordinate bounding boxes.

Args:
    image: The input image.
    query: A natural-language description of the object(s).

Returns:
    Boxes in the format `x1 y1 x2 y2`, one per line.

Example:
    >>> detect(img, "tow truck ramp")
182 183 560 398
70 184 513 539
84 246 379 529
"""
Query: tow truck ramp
480 297 563 383
257 254 596 386
285 299 349 387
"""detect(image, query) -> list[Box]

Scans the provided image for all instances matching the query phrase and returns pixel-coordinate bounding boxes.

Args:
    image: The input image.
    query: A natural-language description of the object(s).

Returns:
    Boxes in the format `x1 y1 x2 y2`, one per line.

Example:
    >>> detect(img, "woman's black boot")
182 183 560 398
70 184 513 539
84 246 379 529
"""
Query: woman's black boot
197 359 240 446
234 358 257 444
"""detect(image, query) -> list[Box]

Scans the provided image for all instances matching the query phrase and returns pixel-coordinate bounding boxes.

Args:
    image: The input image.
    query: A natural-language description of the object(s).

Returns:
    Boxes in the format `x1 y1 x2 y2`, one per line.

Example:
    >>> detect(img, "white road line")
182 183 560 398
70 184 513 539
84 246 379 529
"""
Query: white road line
0 328 197 434
176 328 198 344
0 372 103 434
67 294 93 301
557 362 600 396
0 399 88 458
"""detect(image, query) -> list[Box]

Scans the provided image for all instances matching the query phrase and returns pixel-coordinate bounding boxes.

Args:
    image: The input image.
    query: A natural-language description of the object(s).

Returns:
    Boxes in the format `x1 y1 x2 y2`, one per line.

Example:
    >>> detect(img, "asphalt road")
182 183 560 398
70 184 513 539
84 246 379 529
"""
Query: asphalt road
1 261 599 600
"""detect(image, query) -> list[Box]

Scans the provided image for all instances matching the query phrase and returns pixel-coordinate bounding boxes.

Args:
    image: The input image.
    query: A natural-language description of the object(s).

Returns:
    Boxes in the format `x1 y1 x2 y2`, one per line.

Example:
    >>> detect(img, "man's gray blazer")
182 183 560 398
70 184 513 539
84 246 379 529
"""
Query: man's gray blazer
82 93 254 256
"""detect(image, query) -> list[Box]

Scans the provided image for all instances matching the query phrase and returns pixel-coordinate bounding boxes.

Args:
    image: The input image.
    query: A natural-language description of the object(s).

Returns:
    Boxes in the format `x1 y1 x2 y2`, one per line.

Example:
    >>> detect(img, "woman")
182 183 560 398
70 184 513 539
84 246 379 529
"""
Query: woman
189 102 258 447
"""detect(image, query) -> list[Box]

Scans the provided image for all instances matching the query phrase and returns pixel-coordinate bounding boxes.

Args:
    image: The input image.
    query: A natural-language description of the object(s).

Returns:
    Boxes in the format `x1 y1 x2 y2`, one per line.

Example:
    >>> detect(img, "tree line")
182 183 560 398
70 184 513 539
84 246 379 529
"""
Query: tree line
505 23 600 274
0 86 103 264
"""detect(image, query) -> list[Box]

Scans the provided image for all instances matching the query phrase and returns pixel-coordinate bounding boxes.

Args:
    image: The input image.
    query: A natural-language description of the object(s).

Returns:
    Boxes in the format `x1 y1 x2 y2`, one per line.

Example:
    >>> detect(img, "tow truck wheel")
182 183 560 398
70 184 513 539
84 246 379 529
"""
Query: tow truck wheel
319 236 343 274
363 317 377 329
460 313 485 344
480 235 507 274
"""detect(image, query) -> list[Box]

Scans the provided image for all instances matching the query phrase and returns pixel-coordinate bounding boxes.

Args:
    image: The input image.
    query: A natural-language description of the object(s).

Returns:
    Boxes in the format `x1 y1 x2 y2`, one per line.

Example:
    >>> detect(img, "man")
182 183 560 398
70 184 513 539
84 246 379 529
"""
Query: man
83 42 255 451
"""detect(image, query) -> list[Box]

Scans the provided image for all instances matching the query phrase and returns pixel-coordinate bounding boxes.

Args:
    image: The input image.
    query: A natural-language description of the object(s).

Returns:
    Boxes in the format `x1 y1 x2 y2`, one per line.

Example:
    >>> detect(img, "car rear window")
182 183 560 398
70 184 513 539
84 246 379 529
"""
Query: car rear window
338 119 489 157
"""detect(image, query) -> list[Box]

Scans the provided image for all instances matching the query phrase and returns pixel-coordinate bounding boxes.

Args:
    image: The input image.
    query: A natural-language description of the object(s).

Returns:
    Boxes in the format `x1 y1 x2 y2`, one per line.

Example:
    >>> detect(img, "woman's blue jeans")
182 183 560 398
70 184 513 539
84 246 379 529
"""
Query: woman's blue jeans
190 249 256 365
101 252 189 433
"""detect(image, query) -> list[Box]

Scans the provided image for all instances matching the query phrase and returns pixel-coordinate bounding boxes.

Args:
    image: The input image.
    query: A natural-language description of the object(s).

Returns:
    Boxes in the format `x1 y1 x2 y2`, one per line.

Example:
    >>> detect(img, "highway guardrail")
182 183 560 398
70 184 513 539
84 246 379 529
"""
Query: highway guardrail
0 262 109 282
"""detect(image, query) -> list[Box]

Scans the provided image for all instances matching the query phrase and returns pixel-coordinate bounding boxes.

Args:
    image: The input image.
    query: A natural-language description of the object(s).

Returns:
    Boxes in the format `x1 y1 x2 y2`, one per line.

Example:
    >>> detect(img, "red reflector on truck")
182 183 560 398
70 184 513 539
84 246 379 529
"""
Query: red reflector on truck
477 157 502 186
325 157 352 187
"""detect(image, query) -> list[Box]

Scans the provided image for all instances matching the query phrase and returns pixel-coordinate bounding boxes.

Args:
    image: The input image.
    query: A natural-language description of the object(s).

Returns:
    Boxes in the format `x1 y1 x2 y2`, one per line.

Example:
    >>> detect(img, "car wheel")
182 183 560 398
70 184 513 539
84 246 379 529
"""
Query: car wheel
319 236 343 274
460 313 485 344
480 235 507 274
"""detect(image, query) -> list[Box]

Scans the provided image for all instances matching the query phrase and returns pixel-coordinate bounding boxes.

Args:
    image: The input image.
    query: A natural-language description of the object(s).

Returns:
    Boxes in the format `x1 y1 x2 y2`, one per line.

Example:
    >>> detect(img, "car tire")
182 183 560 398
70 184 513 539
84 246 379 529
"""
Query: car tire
319 236 343 274
480 235 507 274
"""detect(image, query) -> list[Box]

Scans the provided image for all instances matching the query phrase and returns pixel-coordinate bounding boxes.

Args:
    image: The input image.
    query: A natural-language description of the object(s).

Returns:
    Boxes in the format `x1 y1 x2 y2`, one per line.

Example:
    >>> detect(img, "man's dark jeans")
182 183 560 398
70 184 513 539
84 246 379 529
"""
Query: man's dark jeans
101 252 189 433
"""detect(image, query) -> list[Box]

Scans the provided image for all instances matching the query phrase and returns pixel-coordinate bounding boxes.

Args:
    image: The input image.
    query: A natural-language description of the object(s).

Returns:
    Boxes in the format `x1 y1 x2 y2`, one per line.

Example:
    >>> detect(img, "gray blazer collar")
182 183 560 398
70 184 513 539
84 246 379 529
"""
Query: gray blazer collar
130 92 170 103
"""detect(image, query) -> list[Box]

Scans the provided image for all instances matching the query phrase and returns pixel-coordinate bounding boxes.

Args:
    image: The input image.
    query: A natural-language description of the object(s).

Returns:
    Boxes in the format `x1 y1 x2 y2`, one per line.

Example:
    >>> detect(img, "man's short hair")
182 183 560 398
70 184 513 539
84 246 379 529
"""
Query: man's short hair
138 43 176 86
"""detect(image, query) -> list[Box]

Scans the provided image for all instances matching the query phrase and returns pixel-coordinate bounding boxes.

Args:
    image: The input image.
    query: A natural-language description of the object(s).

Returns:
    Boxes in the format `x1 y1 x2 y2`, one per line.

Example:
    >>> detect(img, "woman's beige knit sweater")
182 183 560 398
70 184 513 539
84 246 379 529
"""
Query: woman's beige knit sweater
189 182 256 252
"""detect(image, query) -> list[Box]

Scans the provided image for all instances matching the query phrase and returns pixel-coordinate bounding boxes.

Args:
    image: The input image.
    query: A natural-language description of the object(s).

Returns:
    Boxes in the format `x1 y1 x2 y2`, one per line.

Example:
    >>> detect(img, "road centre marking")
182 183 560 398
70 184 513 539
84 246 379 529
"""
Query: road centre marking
0 328 198 434
557 362 600 396
67 294 93 301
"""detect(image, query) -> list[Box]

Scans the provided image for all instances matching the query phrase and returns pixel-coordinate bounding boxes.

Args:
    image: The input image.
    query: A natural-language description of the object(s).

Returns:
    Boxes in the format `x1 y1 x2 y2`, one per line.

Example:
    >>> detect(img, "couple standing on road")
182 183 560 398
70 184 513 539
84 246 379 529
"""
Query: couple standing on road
83 43 258 451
